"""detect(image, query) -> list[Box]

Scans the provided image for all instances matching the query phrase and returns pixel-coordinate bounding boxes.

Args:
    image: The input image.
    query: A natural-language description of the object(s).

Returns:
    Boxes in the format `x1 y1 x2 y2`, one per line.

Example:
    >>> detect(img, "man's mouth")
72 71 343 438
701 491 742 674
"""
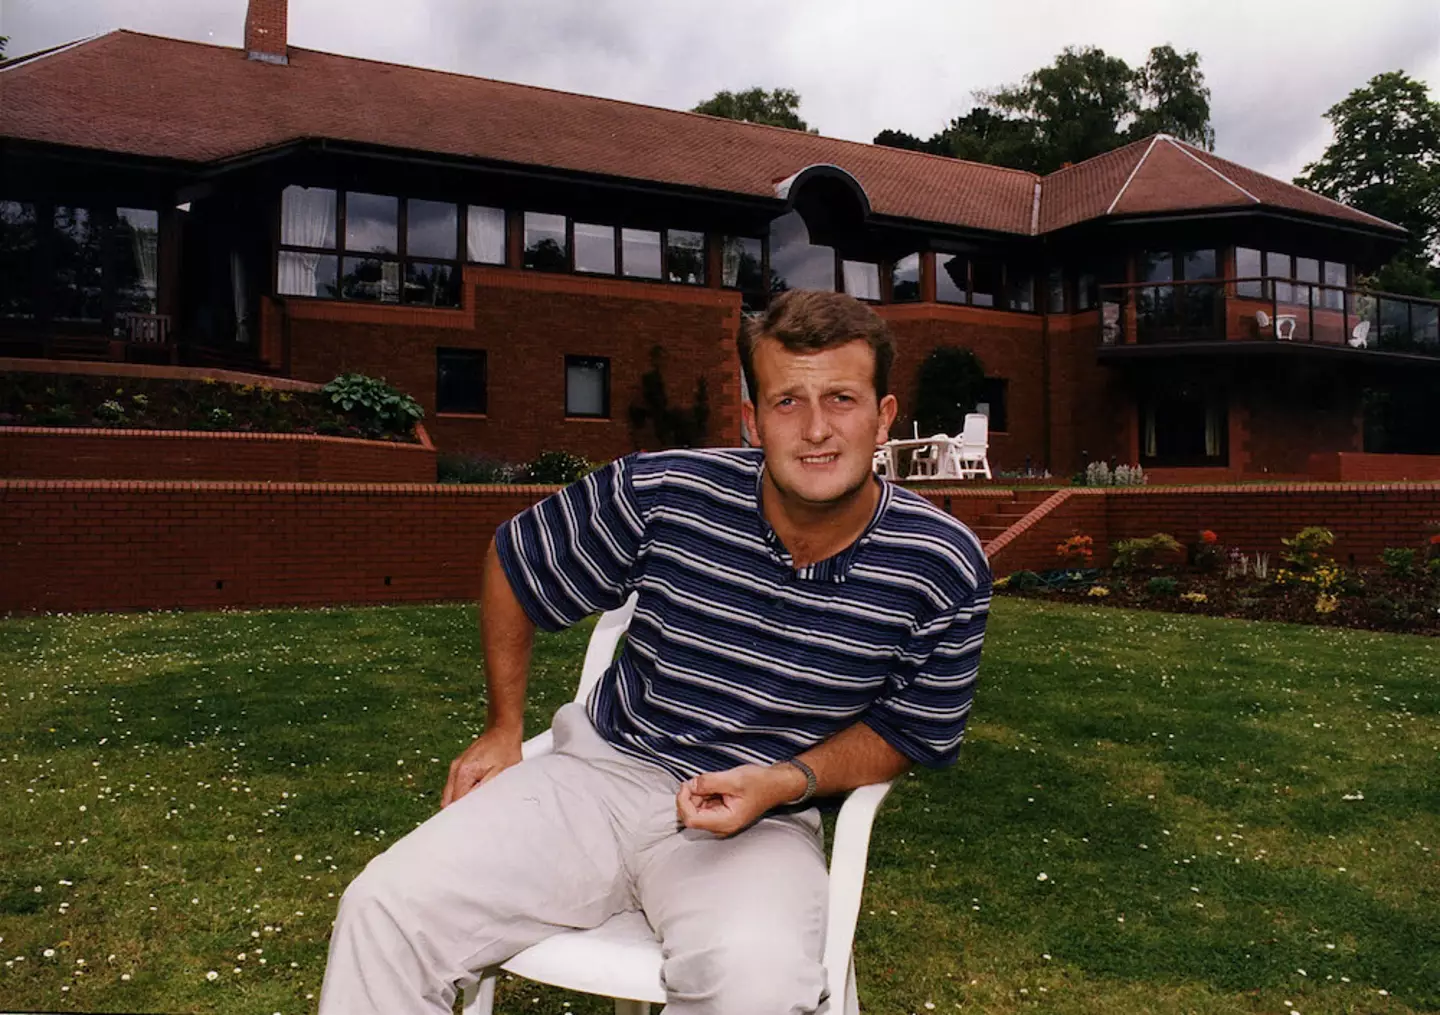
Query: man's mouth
799 452 839 466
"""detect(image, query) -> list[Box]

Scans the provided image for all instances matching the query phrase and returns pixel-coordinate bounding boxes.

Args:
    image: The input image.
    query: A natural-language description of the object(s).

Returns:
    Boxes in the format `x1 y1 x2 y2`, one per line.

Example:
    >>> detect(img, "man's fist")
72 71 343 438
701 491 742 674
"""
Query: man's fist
441 728 523 808
675 762 808 837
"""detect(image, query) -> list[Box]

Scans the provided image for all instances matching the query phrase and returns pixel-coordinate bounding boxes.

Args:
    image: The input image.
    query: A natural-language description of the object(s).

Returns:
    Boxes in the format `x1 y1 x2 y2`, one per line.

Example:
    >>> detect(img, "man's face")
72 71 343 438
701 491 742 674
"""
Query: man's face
743 337 898 508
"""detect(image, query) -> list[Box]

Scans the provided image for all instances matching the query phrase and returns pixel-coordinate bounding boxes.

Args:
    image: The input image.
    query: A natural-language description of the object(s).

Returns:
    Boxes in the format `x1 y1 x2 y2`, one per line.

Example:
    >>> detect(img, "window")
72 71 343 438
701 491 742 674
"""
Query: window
842 260 880 301
53 206 104 321
971 260 1000 307
466 205 506 264
1046 267 1065 313
574 222 617 275
1076 270 1097 311
524 212 568 271
1266 250 1293 303
936 254 967 304
1294 256 1320 306
1235 247 1263 298
1322 261 1347 310
114 208 159 315
1 200 39 318
1005 267 1035 312
891 253 921 303
976 378 1008 432
436 348 487 414
1140 387 1226 465
721 236 764 310
624 229 663 280
666 229 706 285
769 210 834 292
278 188 459 305
565 356 610 418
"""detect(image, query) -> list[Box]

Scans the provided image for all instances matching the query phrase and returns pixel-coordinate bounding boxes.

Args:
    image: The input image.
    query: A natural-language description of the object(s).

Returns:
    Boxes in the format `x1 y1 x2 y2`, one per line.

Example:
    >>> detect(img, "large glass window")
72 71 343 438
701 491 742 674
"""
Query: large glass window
1266 250 1293 304
1294 256 1320 306
341 256 401 303
936 254 967 304
53 206 104 321
574 222 617 275
1141 388 1227 465
971 260 1000 307
565 356 610 418
842 260 881 301
115 207 159 315
721 236 764 310
403 261 459 308
406 199 457 260
0 200 39 318
281 186 337 249
345 193 399 255
768 210 834 293
1322 261 1347 310
466 205 506 264
666 230 706 285
1236 247 1263 298
891 253 921 303
1046 267 1065 313
1005 267 1035 312
436 348 487 414
524 212 568 272
624 229 663 280
1076 270 1097 311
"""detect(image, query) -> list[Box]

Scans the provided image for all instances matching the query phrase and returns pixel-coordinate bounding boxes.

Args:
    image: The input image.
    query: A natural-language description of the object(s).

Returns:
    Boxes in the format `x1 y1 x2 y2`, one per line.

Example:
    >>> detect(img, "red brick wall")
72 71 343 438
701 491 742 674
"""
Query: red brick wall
877 304 1046 473
0 481 552 614
1309 452 1440 482
274 266 743 465
1045 312 1131 476
0 426 435 483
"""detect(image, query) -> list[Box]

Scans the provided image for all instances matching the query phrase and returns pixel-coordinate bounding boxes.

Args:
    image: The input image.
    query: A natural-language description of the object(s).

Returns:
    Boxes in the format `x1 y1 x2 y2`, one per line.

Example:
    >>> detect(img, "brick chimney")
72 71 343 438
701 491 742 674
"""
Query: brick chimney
245 0 288 65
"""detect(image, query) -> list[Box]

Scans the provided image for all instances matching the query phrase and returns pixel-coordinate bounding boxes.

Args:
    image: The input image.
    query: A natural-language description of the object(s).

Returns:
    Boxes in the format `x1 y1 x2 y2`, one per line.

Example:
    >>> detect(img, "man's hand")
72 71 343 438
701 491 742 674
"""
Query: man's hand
442 728 523 808
676 762 807 837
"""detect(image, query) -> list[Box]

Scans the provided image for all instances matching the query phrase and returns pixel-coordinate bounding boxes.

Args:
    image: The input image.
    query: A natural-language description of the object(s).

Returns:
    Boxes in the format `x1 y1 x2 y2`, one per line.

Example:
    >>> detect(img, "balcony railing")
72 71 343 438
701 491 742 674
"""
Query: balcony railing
1100 277 1440 358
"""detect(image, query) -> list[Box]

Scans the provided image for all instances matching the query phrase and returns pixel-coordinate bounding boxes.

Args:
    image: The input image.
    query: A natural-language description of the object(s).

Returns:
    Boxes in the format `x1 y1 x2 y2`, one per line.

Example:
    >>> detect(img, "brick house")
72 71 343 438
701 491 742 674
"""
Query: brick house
3 0 1436 480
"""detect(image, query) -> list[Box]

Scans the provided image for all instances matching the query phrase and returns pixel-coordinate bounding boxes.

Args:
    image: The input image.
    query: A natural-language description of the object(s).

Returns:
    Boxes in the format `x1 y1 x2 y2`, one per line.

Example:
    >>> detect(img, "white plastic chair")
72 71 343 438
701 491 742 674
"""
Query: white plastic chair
461 594 896 1015
1255 310 1297 341
907 436 947 479
1348 319 1370 348
872 446 895 479
942 413 991 480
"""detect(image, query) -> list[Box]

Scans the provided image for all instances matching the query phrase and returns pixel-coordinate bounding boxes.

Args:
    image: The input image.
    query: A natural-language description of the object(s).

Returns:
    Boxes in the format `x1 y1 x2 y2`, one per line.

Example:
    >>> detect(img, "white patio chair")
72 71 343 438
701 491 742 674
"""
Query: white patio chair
942 413 991 480
461 594 896 1015
1347 319 1370 348
872 445 895 479
907 435 947 479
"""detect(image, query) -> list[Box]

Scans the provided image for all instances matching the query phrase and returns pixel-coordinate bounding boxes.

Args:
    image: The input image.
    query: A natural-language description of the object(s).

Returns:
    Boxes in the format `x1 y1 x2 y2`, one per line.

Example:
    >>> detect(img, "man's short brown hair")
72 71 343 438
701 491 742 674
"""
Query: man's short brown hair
739 289 895 402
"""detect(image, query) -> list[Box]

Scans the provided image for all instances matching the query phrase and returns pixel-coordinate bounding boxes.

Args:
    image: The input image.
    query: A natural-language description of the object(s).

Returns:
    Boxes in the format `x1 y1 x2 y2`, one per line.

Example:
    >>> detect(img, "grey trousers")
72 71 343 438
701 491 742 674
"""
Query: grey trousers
318 704 830 1014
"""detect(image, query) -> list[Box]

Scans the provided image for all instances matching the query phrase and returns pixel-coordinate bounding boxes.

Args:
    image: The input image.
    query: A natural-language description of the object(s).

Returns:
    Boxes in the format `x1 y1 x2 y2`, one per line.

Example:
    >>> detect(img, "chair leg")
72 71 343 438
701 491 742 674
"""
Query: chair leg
613 1000 651 1015
843 956 860 1015
460 970 496 1015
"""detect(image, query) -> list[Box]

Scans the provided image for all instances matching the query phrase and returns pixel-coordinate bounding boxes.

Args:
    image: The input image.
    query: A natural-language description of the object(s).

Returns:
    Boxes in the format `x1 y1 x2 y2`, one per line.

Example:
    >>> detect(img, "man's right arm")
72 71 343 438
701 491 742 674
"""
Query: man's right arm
441 536 536 807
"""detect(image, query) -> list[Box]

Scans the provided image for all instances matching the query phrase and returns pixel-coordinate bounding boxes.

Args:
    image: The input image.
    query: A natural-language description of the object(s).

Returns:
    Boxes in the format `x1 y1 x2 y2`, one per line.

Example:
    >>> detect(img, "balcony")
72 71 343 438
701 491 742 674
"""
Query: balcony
1099 278 1440 362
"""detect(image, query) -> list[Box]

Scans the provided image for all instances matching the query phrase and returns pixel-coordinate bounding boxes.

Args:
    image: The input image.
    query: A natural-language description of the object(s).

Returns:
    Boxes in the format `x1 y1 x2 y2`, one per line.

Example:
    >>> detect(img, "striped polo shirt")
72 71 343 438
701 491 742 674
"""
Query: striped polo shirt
495 448 991 780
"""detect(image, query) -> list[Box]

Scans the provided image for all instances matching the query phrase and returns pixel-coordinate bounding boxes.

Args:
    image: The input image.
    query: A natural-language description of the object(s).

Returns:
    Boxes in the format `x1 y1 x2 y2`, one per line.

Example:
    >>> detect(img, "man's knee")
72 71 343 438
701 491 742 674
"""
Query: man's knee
662 933 826 1014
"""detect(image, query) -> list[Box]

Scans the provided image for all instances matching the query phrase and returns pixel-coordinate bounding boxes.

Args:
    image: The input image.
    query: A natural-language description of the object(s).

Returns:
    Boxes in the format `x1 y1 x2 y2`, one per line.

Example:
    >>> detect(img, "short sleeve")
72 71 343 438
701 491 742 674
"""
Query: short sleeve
494 455 647 631
861 574 990 768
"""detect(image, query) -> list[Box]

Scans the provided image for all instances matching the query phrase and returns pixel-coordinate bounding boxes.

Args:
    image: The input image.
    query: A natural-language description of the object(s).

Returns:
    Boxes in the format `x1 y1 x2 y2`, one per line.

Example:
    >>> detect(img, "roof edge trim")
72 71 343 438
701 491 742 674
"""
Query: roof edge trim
0 34 104 74
1167 139 1260 204
1106 135 1161 216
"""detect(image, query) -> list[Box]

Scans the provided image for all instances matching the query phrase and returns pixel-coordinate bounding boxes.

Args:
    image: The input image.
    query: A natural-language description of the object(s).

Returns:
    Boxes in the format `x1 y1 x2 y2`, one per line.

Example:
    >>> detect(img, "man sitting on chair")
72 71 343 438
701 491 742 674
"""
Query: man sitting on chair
319 290 992 1014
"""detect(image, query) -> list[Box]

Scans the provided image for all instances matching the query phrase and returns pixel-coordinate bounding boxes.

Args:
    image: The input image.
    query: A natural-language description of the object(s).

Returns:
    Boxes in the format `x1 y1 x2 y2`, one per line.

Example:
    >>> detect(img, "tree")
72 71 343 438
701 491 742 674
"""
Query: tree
1294 71 1440 295
912 346 987 437
873 45 1213 174
0 37 8 60
692 87 815 133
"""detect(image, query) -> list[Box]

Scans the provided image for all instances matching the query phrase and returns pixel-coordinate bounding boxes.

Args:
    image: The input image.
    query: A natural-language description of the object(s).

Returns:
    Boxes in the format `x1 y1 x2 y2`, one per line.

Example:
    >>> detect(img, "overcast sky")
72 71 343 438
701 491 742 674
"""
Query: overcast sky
5 0 1439 182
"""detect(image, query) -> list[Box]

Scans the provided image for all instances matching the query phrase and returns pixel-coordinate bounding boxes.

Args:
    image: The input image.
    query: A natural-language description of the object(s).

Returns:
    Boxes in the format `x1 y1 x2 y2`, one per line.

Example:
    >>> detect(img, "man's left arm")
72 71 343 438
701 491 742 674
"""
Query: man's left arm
676 722 909 837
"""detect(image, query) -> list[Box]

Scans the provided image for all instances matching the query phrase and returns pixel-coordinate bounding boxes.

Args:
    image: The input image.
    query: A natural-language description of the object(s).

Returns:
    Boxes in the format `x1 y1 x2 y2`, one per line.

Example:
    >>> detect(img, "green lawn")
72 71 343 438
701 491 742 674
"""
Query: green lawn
0 600 1436 1015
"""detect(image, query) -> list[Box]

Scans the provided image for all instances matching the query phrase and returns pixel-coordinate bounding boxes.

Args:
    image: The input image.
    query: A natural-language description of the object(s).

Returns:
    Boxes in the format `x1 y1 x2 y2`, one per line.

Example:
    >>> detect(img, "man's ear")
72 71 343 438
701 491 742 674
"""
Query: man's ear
875 394 898 446
742 400 758 444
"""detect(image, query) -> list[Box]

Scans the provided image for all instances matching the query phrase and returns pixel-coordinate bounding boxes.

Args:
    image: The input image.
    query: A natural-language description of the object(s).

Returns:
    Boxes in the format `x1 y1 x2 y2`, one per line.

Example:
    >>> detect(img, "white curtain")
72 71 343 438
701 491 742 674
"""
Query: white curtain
1143 406 1158 458
1204 402 1222 458
467 205 506 264
130 227 158 311
843 260 881 300
279 186 336 296
231 251 249 345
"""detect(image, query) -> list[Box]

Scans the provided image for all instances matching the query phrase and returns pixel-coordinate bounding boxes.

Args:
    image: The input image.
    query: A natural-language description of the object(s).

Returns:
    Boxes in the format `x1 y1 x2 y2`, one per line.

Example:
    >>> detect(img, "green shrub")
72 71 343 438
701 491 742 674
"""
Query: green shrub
94 399 126 424
1280 526 1335 573
913 345 986 436
1007 570 1043 591
437 454 521 485
1111 533 1183 571
522 450 593 485
206 407 234 429
1146 576 1179 597
321 374 423 435
1380 547 1418 579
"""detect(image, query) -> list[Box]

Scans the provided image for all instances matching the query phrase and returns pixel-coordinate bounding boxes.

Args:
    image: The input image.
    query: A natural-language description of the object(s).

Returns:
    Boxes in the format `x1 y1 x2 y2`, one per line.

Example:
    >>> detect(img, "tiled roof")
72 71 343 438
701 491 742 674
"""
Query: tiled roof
0 31 1404 239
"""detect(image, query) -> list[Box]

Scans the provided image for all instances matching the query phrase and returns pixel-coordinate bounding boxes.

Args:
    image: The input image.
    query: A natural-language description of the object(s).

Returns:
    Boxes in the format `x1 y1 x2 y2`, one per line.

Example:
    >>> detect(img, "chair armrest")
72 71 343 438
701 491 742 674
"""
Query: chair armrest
822 779 895 1006
521 729 555 760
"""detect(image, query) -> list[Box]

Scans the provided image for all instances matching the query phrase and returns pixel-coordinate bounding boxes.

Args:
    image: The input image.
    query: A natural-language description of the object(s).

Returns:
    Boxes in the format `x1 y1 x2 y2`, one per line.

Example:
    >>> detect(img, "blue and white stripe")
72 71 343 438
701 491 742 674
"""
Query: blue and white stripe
495 448 991 779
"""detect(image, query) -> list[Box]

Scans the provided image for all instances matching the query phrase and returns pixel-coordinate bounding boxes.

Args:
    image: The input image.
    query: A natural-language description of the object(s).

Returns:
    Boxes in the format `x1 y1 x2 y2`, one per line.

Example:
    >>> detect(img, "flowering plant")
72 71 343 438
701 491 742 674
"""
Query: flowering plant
1192 530 1225 572
1056 534 1095 566
1087 585 1111 598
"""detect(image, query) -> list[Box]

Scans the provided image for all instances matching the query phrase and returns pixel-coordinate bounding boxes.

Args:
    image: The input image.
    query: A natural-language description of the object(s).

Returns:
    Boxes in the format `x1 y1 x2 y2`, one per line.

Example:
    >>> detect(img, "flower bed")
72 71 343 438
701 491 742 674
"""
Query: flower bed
996 526 1440 636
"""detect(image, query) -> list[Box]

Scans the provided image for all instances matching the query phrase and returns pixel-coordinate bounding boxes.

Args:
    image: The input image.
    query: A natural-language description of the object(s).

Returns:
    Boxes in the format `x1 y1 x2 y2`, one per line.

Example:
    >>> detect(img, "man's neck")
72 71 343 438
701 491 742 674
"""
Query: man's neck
760 472 881 569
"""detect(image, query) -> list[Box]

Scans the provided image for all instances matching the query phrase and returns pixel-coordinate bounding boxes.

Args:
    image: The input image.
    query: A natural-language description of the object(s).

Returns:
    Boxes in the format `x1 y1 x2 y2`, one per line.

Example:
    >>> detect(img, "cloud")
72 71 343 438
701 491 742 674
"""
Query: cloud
5 0 1438 182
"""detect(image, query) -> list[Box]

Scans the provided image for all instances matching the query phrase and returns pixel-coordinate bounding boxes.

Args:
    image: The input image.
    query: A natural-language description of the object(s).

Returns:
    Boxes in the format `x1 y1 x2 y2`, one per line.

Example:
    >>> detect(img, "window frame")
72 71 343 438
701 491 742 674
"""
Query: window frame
564 354 611 419
976 377 1009 433
435 347 488 416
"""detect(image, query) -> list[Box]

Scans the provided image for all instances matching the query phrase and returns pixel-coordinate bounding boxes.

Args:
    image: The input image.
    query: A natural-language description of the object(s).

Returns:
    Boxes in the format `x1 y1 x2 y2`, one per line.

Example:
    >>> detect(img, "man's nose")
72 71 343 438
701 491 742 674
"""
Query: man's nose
801 403 833 442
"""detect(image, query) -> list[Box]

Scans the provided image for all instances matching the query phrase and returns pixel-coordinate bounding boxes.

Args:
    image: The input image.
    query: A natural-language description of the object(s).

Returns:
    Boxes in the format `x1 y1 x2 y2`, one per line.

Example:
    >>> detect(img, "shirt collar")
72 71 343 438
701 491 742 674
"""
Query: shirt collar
751 458 892 582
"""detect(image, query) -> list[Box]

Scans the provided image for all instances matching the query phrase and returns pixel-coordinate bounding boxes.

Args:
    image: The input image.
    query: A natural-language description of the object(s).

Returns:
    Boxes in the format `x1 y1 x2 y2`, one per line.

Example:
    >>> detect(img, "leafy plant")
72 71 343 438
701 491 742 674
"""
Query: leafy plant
1146 576 1179 597
437 454 521 485
1380 547 1418 579
1007 570 1043 591
1111 533 1182 571
1055 534 1094 566
522 450 593 485
913 345 986 437
321 373 423 436
1112 464 1147 486
1280 526 1335 573
1253 552 1271 580
94 399 127 424
629 346 709 449
1084 461 1111 487
1191 529 1224 572
207 407 234 429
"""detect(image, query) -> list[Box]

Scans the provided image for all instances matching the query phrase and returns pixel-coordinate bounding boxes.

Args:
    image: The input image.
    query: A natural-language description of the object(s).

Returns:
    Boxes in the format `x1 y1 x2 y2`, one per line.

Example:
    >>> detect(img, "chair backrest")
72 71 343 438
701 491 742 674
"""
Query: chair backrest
960 413 989 449
1255 310 1271 329
573 593 639 704
1352 319 1371 343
